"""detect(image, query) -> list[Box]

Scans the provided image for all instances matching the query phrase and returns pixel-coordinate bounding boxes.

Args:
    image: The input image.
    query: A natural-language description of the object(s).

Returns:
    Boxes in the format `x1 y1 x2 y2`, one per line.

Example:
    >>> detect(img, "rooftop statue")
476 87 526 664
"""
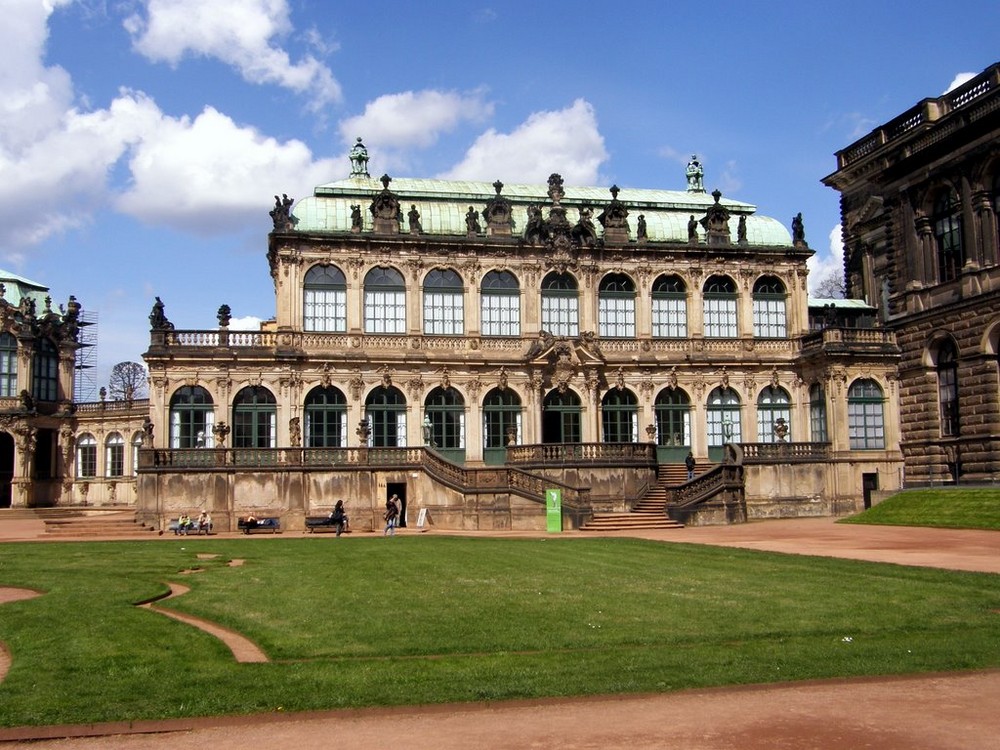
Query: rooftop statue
269 193 295 231
737 215 748 244
571 206 598 247
699 189 731 246
349 137 370 177
465 206 482 234
370 174 401 233
482 180 513 236
792 212 807 246
637 214 648 241
149 296 175 331
686 155 705 193
408 204 422 234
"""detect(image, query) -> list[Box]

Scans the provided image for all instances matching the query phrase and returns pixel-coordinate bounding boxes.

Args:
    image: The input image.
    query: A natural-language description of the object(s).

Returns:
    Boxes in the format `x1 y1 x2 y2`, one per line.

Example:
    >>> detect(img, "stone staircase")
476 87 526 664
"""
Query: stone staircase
580 464 697 532
24 509 159 538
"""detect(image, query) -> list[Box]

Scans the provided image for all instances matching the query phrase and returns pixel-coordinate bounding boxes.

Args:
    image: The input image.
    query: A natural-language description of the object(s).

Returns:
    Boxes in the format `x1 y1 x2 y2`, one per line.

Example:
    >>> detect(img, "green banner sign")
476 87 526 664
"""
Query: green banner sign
545 488 562 533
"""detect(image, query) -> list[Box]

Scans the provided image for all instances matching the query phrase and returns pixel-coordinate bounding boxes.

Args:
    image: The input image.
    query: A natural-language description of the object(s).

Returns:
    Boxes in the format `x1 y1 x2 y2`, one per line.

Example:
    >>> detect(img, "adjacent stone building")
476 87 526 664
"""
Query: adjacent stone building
823 61 1000 485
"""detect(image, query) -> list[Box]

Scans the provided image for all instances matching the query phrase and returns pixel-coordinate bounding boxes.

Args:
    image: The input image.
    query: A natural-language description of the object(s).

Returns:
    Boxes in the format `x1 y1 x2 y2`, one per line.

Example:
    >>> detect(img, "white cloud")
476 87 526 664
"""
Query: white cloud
228 315 263 330
807 224 846 295
944 72 976 94
124 0 341 107
338 89 493 151
115 106 339 232
440 99 608 184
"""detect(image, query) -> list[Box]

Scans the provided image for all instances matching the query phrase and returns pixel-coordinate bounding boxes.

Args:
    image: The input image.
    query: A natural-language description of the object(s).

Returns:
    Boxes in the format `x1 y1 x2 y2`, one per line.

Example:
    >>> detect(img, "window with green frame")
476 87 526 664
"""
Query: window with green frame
303 264 347 332
423 268 465 335
424 386 465 449
304 385 348 447
0 333 17 397
703 275 738 338
105 433 125 477
232 386 276 449
76 434 97 478
598 273 636 338
752 276 787 338
31 338 58 402
651 275 687 338
482 387 522 448
602 388 638 442
655 388 691 446
756 386 791 442
480 270 520 336
169 385 215 448
542 389 581 444
933 189 964 282
847 379 885 450
809 383 828 442
707 387 741 446
365 386 407 447
540 272 579 337
364 266 406 334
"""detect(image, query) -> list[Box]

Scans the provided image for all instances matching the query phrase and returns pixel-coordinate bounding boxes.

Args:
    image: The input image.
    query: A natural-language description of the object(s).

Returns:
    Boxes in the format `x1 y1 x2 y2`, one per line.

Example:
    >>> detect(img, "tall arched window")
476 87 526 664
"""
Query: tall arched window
651 275 687 338
364 267 406 334
482 387 522 464
303 264 347 332
847 379 885 450
654 388 691 448
304 386 348 447
602 388 639 442
707 387 741 448
105 433 125 477
933 189 964 282
424 387 466 459
480 270 520 337
752 276 787 338
31 338 58 402
541 272 579 337
365 386 407 447
232 386 276 449
809 383 828 443
542 389 581 444
703 275 738 338
937 340 959 437
76 434 97 478
423 268 464 335
756 387 791 443
0 333 17 397
169 386 215 448
598 273 636 338
131 432 144 476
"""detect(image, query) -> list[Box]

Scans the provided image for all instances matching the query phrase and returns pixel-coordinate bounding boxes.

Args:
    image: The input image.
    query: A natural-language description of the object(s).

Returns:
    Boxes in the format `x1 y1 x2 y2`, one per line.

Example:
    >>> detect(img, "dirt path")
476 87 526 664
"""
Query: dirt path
1 517 998 748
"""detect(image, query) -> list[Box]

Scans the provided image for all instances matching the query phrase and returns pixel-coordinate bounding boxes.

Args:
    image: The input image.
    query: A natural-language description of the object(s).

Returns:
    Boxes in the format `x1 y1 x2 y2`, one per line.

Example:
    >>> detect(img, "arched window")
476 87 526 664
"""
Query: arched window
847 379 885 450
542 389 581 444
0 333 17 397
131 432 144 477
480 270 520 336
482 387 522 464
933 189 964 282
424 387 466 456
756 387 791 443
303 264 347 332
703 275 738 338
540 272 579 337
304 386 347 447
707 387 741 447
937 340 959 437
809 383 828 443
169 386 215 448
365 386 407 447
423 268 464 335
364 267 406 334
602 388 639 443
651 275 687 338
232 386 276 449
105 432 124 477
654 388 691 447
598 273 636 338
76 433 97 478
31 338 58 402
752 276 787 338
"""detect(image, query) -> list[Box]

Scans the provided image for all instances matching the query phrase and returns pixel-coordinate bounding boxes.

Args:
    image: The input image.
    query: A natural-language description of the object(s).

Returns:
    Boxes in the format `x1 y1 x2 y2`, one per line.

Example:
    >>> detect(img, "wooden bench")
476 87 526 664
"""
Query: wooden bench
305 516 349 534
237 517 281 534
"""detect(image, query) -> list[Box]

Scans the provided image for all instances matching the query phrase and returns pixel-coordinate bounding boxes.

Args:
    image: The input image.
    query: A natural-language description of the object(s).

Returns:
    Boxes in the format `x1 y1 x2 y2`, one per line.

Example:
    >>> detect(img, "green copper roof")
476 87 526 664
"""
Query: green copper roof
0 269 50 308
292 175 793 246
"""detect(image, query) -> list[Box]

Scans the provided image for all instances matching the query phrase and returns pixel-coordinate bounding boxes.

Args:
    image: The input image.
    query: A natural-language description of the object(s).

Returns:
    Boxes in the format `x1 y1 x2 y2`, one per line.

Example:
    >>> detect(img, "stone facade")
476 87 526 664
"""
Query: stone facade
823 61 1000 485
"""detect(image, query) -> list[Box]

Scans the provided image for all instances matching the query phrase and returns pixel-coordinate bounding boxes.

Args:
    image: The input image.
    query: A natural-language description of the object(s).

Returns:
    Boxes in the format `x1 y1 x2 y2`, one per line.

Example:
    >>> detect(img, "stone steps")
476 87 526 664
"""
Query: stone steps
42 513 158 537
580 511 685 531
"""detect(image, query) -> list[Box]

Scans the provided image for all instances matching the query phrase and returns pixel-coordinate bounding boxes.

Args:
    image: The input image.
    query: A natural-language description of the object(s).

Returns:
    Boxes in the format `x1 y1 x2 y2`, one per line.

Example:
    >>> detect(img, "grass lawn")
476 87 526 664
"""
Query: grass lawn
842 488 1000 530
1 535 998 727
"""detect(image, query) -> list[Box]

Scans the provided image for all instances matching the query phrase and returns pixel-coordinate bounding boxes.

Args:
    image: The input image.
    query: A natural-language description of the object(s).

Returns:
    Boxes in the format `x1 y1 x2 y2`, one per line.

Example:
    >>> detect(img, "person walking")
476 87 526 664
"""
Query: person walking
685 451 696 481
383 497 398 536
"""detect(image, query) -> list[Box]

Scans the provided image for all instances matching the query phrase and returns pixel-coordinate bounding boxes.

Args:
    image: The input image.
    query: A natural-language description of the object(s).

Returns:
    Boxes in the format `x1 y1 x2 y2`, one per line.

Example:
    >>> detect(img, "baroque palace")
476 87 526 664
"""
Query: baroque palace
2 62 997 531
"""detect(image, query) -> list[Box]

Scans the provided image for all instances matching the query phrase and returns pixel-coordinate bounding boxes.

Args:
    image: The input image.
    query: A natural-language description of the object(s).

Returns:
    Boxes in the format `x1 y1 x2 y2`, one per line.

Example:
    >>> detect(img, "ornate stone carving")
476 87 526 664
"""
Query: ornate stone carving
482 180 513 236
269 194 295 232
369 174 401 234
598 185 630 244
700 190 731 246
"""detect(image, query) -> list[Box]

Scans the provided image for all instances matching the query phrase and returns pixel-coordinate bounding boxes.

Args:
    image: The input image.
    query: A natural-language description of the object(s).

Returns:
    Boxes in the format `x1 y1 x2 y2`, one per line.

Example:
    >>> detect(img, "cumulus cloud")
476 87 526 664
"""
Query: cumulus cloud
124 0 341 108
944 72 976 94
439 99 608 184
807 224 846 296
115 106 338 232
338 89 493 150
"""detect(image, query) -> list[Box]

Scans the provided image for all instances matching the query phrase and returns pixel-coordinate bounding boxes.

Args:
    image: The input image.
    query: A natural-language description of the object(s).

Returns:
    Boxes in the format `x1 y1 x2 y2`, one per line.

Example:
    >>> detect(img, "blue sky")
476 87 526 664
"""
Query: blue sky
3 0 998 398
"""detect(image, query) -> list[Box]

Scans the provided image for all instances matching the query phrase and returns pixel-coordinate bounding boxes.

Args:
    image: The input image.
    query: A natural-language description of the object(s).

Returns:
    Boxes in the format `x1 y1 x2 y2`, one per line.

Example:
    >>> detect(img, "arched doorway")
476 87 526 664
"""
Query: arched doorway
542 389 582 444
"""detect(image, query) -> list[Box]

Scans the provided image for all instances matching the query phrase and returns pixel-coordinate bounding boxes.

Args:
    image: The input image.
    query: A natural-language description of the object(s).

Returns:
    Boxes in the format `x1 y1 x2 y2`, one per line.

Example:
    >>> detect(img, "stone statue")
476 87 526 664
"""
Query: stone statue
369 174 401 233
269 194 295 231
524 204 548 245
217 304 231 328
465 206 482 234
349 137 370 177
792 212 806 245
688 214 698 243
289 416 301 447
700 189 731 246
686 155 705 193
637 214 647 241
142 416 154 447
408 204 422 234
571 206 598 247
737 215 747 244
149 297 174 331
350 204 363 232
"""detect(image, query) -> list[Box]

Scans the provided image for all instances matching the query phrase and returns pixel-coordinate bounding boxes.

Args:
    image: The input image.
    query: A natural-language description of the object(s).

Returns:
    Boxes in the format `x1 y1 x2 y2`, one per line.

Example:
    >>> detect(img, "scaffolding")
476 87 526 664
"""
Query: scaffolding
74 309 98 403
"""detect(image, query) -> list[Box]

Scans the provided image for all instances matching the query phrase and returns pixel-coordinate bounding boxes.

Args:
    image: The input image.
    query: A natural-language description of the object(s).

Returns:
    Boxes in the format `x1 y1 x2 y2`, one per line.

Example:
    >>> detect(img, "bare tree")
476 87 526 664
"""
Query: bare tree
812 270 846 299
108 361 148 401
